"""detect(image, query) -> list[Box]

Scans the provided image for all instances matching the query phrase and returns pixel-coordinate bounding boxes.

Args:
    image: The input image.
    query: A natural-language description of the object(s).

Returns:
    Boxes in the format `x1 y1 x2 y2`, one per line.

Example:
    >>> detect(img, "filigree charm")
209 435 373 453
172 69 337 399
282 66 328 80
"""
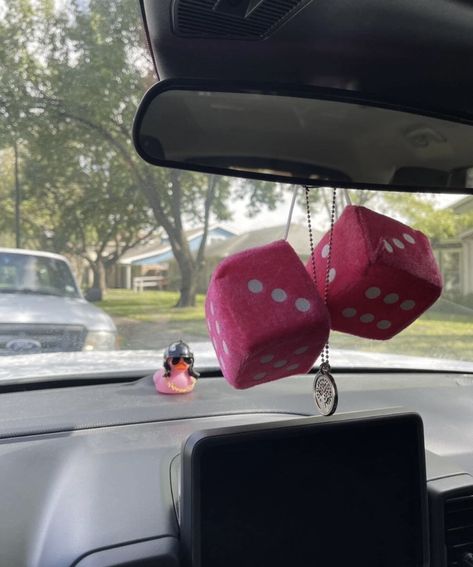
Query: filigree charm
313 362 338 416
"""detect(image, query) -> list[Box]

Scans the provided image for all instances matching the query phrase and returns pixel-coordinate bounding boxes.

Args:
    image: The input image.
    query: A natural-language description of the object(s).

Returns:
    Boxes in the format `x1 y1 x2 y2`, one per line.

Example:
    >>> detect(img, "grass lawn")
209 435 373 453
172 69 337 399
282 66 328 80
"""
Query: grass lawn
330 317 473 362
99 289 206 321
98 290 208 349
99 289 473 361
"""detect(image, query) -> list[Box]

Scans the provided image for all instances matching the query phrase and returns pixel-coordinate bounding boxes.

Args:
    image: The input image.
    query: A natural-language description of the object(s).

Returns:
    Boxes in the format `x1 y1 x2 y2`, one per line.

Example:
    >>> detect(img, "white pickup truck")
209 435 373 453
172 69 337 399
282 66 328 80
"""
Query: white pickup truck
0 248 117 355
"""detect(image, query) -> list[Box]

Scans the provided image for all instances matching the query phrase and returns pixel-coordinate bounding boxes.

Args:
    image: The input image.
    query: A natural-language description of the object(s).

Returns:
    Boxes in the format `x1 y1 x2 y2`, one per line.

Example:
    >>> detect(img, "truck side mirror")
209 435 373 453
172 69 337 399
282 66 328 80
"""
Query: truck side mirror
85 287 102 302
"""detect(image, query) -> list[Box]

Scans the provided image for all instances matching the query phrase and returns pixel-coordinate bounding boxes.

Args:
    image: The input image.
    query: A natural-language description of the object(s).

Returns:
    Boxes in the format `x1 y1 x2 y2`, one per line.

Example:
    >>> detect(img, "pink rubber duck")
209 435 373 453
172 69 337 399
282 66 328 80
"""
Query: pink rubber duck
153 340 199 395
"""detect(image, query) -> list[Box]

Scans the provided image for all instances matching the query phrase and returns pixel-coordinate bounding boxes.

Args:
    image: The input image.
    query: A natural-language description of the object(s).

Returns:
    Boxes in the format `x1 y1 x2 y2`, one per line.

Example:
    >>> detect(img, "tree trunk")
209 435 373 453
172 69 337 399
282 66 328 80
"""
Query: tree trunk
91 259 106 295
176 274 198 308
173 246 198 307
140 171 218 308
173 175 217 307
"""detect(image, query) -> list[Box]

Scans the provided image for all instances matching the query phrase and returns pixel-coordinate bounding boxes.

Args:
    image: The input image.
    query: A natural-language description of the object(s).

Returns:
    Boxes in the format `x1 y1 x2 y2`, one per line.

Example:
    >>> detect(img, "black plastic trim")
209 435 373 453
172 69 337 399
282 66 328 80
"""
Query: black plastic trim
3 366 471 393
170 0 314 41
71 534 179 567
139 0 160 80
428 474 473 567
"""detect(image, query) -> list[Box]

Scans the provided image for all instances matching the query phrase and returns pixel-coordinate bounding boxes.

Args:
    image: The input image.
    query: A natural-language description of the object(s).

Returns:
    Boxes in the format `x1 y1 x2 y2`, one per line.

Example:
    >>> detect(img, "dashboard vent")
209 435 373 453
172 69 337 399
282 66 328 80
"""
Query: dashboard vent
172 0 314 40
445 493 473 566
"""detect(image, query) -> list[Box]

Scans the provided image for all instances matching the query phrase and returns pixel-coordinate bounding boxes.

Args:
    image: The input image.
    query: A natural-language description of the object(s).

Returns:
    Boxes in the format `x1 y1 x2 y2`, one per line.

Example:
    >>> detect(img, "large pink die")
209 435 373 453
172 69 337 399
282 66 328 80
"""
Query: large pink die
206 240 330 389
306 205 442 340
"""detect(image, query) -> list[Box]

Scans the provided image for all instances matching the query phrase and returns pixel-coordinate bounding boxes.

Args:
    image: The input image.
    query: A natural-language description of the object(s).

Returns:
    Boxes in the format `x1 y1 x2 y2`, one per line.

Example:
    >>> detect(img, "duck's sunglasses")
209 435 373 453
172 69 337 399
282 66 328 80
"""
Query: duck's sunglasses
170 357 193 365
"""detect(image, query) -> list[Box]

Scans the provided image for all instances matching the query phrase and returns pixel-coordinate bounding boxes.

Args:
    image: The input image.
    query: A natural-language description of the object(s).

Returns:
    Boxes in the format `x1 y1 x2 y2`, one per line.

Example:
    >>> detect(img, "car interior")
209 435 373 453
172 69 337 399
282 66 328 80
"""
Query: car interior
2 0 473 566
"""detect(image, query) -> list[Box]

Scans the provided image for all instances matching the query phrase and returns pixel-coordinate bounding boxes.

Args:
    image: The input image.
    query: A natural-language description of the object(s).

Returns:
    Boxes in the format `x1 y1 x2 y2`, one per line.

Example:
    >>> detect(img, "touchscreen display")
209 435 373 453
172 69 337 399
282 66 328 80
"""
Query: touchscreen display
184 414 426 567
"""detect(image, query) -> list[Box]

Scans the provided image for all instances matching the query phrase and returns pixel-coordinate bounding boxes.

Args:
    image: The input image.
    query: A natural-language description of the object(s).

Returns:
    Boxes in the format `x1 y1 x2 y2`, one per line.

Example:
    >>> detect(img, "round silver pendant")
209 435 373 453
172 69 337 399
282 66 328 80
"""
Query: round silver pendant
313 364 338 416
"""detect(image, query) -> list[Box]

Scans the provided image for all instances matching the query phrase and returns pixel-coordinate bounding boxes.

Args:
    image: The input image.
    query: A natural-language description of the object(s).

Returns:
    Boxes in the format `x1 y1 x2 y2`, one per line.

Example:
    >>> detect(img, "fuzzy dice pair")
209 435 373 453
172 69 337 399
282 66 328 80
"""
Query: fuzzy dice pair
206 206 442 389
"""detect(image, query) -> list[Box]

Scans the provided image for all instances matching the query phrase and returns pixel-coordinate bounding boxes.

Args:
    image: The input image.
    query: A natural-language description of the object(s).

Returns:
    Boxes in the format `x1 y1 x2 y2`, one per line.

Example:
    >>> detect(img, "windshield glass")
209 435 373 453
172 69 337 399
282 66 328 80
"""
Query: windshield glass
0 0 472 375
0 252 79 297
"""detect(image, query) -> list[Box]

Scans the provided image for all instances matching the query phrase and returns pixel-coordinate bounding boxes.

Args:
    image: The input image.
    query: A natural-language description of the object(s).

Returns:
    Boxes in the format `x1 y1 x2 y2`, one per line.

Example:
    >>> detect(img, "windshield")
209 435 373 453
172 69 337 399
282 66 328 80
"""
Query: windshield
0 0 472 375
0 252 80 298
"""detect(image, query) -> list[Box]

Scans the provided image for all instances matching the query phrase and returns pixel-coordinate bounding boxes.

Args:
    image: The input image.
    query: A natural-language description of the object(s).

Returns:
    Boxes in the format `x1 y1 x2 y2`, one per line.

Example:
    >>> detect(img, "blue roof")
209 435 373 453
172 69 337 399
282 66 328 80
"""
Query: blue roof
131 227 235 265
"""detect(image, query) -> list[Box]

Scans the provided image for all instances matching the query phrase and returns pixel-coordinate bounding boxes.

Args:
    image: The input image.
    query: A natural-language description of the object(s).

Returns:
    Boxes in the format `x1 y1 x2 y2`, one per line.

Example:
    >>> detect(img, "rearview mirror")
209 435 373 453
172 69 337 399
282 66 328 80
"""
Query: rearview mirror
133 80 473 193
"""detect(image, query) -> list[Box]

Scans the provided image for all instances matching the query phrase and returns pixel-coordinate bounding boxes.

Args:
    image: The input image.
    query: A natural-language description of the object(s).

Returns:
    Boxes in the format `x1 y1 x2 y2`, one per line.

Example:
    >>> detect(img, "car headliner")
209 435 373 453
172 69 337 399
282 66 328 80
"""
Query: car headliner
141 0 473 120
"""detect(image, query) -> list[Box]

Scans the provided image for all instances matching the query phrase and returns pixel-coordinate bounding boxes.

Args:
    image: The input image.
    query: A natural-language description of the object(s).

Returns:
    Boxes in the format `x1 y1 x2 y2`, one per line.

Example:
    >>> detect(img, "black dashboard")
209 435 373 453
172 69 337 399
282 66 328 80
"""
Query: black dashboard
2 371 473 566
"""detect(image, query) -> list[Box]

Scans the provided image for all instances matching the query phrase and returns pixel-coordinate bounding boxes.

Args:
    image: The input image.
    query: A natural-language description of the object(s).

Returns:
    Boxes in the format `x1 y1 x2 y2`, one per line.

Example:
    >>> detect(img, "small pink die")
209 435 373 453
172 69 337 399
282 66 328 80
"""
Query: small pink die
206 240 330 389
307 205 443 340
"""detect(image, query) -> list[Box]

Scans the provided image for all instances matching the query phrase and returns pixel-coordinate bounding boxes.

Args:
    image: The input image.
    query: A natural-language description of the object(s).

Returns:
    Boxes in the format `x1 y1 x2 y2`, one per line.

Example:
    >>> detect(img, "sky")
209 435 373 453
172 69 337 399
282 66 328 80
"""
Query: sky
223 187 464 235
226 190 298 233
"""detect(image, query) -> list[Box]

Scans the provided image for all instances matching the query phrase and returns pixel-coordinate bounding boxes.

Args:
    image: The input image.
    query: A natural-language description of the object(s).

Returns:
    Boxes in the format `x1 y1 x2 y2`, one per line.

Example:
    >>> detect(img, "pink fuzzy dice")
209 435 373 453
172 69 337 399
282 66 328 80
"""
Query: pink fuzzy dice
306 205 442 340
205 240 330 389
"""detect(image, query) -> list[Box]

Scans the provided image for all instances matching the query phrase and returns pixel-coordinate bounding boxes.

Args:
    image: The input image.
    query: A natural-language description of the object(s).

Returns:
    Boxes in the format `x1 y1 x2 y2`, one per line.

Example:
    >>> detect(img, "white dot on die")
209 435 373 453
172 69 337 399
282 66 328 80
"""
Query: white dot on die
295 298 311 312
260 354 274 364
342 307 357 318
223 340 229 354
384 293 399 304
403 233 416 244
287 363 300 372
360 313 375 323
365 286 381 299
248 279 263 293
377 320 392 330
273 359 287 368
210 302 215 316
321 244 330 258
401 300 416 311
384 240 394 253
271 288 287 302
329 268 336 283
393 238 405 249
216 321 221 335
294 346 308 355
253 372 266 381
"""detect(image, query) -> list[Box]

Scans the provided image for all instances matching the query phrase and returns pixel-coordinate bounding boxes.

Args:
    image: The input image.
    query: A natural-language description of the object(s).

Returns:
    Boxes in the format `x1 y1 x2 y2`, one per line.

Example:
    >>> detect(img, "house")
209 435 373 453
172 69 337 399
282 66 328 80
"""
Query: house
205 223 320 260
115 225 236 290
434 196 473 296
184 222 322 293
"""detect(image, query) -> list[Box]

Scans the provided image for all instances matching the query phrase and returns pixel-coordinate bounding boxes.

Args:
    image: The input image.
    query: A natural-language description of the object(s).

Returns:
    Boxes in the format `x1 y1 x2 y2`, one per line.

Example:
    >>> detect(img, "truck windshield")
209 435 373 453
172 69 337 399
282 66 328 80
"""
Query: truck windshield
0 253 80 298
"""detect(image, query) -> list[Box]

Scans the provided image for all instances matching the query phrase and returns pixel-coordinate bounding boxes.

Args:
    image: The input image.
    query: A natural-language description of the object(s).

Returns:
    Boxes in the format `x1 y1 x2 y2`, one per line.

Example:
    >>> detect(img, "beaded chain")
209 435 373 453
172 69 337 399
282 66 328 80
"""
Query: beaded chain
304 186 337 367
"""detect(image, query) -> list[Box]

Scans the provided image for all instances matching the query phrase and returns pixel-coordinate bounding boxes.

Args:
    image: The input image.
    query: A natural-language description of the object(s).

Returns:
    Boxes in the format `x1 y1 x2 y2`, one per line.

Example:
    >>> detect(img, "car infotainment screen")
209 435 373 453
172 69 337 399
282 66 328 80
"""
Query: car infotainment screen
180 412 427 567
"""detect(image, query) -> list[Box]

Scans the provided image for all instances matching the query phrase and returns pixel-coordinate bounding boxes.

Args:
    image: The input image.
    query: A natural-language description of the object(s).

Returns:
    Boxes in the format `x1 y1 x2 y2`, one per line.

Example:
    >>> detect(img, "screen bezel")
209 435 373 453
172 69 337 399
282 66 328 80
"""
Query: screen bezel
180 410 429 567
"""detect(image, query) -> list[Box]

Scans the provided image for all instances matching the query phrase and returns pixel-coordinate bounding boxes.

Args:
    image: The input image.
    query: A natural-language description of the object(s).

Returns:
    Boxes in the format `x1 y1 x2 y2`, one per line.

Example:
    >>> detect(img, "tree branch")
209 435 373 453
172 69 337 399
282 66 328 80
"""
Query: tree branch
32 96 181 243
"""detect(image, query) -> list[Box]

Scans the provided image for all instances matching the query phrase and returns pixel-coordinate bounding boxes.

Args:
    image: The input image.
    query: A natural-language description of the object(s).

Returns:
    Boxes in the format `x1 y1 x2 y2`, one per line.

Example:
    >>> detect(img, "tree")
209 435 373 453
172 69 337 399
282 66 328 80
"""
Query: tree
296 186 384 232
297 187 469 241
0 149 16 247
148 171 281 307
20 134 157 292
381 193 463 242
0 0 285 306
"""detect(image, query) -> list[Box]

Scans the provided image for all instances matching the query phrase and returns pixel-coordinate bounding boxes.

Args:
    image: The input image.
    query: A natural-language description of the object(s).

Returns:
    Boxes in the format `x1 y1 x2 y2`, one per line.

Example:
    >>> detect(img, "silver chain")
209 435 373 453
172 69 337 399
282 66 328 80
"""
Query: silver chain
305 186 337 366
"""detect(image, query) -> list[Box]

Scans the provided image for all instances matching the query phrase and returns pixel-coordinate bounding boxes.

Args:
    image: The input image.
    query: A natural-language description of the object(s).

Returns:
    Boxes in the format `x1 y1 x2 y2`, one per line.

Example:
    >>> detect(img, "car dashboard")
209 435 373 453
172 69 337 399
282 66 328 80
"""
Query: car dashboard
1 371 473 566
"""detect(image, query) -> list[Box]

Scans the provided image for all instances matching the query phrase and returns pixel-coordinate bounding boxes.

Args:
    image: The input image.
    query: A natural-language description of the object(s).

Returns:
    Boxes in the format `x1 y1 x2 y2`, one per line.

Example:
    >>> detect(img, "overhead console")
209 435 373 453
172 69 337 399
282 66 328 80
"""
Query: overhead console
179 410 429 567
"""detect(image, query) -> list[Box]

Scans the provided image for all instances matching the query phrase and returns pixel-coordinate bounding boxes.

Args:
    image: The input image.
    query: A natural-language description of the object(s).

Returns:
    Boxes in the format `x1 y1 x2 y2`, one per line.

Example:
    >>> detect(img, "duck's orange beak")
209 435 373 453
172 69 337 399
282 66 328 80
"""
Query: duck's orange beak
174 360 188 371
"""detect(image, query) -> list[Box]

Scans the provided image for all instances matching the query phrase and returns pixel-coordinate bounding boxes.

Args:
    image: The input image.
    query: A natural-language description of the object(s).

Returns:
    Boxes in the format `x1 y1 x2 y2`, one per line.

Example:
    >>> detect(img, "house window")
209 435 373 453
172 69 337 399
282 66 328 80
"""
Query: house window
441 250 461 293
